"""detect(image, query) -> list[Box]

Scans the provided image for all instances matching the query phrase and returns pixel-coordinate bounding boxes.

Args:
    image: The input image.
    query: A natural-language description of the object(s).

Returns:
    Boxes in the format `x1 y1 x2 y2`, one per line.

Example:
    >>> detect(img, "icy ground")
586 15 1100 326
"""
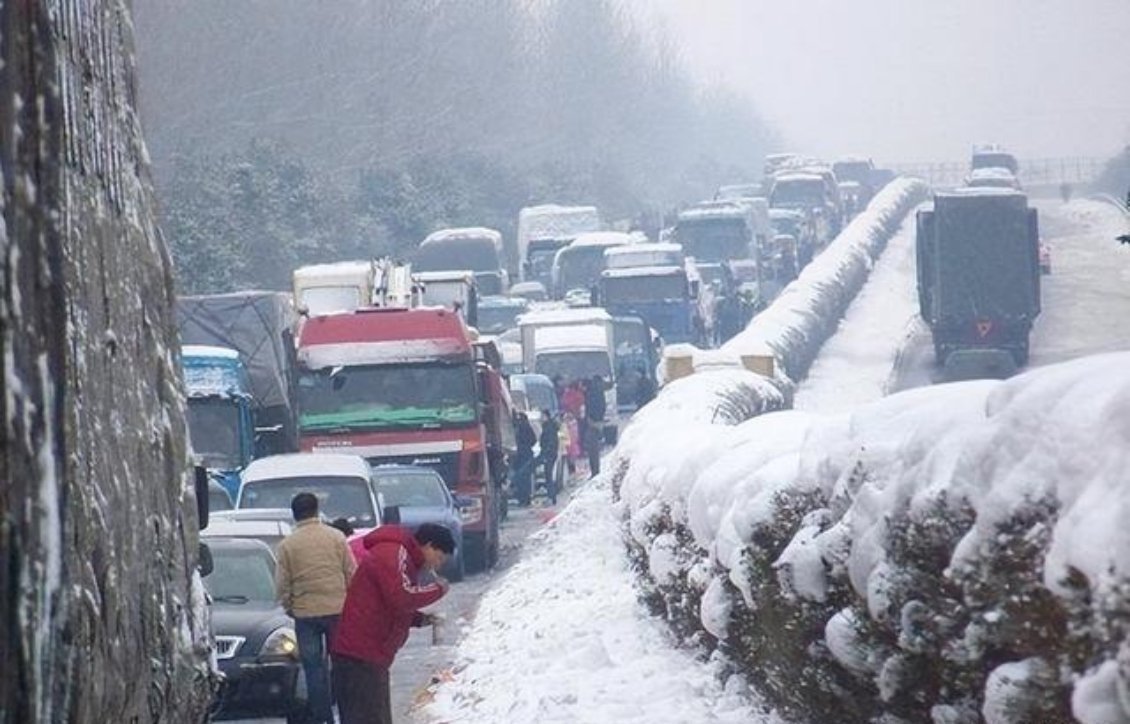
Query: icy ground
419 477 782 724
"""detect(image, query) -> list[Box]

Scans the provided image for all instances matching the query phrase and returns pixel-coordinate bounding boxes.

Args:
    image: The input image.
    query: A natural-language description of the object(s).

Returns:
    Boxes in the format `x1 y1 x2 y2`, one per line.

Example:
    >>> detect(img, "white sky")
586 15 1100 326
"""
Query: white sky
632 0 1130 164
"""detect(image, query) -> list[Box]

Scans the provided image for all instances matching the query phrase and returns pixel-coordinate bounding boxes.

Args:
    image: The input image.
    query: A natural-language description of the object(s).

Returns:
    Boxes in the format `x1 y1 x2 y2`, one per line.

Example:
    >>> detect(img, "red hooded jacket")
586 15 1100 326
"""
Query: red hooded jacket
331 526 446 666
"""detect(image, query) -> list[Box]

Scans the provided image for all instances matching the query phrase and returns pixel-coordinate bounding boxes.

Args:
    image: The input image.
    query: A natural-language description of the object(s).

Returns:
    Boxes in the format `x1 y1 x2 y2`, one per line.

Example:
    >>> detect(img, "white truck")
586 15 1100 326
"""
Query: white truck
517 205 602 285
517 307 619 443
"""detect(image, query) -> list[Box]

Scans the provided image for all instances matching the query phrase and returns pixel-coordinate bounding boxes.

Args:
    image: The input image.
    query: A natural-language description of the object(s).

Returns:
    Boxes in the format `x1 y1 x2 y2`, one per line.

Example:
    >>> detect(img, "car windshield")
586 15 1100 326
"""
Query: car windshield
771 179 827 208
535 351 611 383
298 363 477 432
186 398 241 470
375 472 448 508
676 219 748 263
602 273 686 304
240 475 378 528
204 544 276 603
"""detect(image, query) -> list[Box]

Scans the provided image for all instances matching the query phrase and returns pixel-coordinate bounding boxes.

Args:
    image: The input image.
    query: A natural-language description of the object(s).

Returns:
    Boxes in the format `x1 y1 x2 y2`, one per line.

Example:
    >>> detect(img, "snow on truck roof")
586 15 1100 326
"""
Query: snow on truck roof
772 172 825 184
242 453 372 484
518 307 612 327
601 265 685 279
421 227 503 246
534 325 608 352
297 308 472 368
604 242 681 258
678 202 749 222
293 261 372 280
568 231 638 248
520 204 598 218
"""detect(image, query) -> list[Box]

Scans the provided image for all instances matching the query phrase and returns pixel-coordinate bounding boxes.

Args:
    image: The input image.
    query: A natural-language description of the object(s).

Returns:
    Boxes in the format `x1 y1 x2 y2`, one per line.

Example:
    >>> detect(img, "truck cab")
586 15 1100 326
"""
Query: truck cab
292 260 375 317
295 307 500 572
181 345 256 499
550 231 637 300
415 227 509 296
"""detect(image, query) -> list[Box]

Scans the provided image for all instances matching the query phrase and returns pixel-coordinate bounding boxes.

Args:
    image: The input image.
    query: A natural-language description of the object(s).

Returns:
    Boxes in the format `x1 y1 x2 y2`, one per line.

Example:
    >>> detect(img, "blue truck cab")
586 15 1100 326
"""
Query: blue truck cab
182 345 255 500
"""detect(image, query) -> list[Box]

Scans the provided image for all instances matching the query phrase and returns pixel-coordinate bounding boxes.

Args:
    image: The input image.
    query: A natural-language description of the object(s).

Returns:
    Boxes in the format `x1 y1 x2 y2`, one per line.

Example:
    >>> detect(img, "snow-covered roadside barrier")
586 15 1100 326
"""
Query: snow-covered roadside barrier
720 177 930 382
616 352 1130 723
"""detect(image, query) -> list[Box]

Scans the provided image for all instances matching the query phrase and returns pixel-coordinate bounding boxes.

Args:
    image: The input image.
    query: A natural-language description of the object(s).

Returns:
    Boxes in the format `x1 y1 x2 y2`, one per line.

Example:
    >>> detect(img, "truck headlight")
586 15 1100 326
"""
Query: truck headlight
260 626 298 660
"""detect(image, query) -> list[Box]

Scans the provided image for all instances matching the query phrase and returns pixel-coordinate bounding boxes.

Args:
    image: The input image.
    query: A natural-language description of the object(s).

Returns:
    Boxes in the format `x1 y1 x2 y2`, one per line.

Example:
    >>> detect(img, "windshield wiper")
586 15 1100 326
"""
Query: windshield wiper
211 595 250 604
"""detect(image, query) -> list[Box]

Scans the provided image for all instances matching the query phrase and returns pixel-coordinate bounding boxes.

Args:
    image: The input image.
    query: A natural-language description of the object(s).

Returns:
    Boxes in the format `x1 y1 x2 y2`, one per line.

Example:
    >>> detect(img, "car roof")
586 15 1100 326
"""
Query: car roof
242 453 372 482
199 533 279 552
212 508 294 522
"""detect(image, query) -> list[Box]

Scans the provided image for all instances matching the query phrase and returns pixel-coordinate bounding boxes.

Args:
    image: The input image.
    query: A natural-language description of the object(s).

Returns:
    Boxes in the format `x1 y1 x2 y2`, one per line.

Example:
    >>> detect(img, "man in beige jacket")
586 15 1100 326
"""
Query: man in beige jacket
276 492 357 724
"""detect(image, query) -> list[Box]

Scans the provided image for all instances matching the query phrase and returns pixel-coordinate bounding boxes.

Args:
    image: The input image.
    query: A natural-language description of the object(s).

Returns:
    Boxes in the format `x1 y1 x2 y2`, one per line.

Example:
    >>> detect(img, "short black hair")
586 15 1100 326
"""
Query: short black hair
329 517 354 537
414 523 456 555
291 492 319 521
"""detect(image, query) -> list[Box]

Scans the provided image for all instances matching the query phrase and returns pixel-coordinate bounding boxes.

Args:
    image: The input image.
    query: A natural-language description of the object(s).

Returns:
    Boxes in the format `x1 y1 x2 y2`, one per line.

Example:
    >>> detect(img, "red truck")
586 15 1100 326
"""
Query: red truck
296 307 506 571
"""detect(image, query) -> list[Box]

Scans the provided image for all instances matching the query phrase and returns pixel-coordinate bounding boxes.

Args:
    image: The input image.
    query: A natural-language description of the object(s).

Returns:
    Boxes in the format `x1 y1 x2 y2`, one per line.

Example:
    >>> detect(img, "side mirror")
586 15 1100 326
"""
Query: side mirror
382 505 401 525
194 465 210 530
198 542 214 577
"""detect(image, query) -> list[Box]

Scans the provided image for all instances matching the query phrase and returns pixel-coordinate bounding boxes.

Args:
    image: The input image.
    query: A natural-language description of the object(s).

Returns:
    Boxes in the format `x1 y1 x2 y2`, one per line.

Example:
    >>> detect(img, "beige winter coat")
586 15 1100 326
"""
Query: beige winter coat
275 519 357 618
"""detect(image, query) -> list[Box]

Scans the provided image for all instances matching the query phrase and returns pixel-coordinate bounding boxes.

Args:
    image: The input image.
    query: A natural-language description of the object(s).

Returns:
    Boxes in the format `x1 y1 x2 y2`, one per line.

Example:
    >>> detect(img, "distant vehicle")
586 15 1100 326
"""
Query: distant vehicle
971 145 1020 176
610 315 659 411
965 167 1022 190
414 270 479 328
551 231 637 299
714 183 762 201
509 281 548 302
832 157 876 204
477 296 530 336
415 227 509 296
769 173 838 244
203 537 305 723
371 465 468 581
770 208 818 267
182 345 256 499
292 260 375 317
177 291 299 457
599 265 700 345
517 205 601 283
518 307 619 443
674 200 766 267
237 453 384 535
916 188 1040 369
763 153 801 179
201 508 296 550
208 479 234 512
507 373 559 422
837 181 865 218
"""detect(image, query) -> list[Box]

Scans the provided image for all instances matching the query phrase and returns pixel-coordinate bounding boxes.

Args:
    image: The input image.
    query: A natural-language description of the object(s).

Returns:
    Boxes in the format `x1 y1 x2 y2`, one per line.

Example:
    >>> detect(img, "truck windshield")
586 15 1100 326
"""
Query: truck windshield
603 274 687 304
187 398 242 470
240 475 378 528
677 219 748 263
415 239 500 273
535 351 611 383
771 180 827 208
297 363 477 432
556 246 610 293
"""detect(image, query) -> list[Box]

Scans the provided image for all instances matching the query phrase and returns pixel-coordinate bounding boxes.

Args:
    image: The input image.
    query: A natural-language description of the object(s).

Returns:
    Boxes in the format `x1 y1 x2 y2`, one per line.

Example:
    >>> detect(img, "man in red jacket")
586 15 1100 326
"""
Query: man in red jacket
331 523 455 724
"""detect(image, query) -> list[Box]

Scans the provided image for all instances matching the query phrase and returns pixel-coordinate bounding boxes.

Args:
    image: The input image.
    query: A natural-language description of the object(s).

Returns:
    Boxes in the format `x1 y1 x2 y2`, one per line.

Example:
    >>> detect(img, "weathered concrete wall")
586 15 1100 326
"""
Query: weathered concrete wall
1 2 212 722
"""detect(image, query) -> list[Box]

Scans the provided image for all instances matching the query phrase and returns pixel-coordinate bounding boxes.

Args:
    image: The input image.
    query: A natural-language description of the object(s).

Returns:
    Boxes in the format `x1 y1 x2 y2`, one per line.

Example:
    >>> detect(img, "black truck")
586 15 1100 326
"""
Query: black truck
916 189 1040 371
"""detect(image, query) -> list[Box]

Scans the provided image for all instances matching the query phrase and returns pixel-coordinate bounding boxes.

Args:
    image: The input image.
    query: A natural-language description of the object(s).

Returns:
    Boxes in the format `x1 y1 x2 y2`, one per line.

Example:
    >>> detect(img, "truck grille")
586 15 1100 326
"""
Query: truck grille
369 451 461 488
214 635 245 660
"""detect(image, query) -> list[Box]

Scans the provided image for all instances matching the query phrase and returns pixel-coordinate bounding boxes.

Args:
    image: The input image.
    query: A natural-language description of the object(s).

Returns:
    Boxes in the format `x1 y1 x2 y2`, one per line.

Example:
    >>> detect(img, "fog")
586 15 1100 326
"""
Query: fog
636 0 1130 163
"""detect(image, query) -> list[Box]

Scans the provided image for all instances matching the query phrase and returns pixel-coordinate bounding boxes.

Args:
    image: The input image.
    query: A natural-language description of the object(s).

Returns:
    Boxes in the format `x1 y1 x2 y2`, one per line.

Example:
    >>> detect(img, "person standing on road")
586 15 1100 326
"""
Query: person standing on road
584 375 608 476
513 411 537 506
331 523 455 724
275 493 357 724
537 410 560 504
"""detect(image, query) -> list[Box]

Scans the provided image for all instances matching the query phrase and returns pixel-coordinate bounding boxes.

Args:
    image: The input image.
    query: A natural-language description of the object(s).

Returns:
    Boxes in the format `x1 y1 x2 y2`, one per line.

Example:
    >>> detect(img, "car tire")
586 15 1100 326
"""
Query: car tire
463 532 488 574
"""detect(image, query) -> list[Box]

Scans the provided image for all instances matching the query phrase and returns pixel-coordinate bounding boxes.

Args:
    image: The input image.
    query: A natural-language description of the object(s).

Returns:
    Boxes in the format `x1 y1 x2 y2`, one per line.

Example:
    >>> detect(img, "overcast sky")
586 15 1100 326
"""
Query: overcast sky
633 0 1130 164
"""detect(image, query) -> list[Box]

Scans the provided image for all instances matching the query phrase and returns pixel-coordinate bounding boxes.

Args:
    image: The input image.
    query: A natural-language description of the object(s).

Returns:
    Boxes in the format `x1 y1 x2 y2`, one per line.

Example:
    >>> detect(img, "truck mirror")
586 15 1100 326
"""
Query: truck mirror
198 542 214 577
194 465 210 530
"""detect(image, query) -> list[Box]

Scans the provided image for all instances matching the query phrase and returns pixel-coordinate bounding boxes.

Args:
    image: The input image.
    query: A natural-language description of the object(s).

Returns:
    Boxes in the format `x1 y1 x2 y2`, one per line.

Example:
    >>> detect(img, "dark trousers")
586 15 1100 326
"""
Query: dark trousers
295 614 339 723
538 451 558 504
332 653 391 724
585 421 602 476
512 451 534 505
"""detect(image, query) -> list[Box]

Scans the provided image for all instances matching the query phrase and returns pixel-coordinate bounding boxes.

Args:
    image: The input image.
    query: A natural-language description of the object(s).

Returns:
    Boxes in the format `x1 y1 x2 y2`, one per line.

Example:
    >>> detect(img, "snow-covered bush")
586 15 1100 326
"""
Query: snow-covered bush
617 352 1130 722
